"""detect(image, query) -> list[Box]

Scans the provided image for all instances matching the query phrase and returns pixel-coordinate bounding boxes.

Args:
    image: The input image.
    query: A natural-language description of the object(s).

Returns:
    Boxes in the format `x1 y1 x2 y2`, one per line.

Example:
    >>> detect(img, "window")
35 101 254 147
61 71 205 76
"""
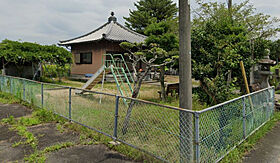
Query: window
76 52 92 64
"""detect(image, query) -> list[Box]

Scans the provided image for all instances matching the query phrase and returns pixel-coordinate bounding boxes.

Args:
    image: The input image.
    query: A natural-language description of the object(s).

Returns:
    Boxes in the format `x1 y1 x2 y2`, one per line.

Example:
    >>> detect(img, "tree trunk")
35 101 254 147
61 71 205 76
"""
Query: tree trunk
58 67 62 82
160 65 166 101
122 67 151 135
227 70 232 85
200 80 217 104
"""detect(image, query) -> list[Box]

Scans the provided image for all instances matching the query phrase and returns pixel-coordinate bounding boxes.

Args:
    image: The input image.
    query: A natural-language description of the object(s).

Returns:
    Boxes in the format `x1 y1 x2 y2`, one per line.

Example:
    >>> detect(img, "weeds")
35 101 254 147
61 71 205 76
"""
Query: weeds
11 125 38 149
1 115 16 125
24 142 75 162
24 151 46 163
56 123 65 133
0 92 21 104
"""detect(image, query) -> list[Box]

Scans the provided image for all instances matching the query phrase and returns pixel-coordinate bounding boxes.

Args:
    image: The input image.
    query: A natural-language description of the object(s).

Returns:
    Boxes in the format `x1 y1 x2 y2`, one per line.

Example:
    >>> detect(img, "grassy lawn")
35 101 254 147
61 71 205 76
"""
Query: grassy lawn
43 75 206 110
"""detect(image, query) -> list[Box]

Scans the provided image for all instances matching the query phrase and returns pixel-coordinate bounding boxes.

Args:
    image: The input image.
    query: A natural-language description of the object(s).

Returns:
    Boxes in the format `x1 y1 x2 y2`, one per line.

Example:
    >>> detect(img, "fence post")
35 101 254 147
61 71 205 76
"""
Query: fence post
194 112 200 163
41 83 44 108
113 96 120 140
265 90 270 121
0 76 2 91
268 88 275 120
23 80 25 101
242 97 246 139
10 77 12 94
270 87 275 112
272 87 275 114
0 76 2 92
69 87 72 120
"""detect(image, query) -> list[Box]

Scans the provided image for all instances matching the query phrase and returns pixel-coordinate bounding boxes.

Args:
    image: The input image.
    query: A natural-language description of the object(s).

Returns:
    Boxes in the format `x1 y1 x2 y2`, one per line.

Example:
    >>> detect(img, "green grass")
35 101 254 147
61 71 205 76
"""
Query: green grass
40 77 83 88
221 111 280 162
145 94 208 110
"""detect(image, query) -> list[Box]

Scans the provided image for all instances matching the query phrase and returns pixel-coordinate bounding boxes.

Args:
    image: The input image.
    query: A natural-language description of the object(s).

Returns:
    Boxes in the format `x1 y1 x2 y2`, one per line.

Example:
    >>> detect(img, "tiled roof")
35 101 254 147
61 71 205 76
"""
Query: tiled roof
59 15 146 45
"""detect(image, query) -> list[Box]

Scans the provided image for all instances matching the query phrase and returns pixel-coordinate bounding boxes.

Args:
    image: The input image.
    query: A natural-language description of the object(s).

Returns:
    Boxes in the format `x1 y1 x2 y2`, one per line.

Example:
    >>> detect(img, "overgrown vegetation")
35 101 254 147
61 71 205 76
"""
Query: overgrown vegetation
0 39 72 79
41 64 71 82
0 91 21 104
270 64 280 88
191 0 280 105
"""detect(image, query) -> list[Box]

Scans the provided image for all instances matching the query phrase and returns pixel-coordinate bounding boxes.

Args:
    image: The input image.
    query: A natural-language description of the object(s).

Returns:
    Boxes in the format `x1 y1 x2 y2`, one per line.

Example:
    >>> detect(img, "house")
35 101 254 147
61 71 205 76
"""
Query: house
59 12 146 79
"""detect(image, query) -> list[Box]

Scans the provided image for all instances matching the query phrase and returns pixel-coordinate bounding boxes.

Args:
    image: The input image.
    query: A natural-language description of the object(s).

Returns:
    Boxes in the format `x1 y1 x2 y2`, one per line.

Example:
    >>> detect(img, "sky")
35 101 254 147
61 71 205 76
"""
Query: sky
0 0 279 45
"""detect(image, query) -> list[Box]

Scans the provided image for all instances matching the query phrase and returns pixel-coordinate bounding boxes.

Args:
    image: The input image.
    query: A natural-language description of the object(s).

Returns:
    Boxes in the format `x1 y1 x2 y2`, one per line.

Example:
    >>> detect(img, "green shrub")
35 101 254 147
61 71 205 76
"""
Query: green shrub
42 64 71 79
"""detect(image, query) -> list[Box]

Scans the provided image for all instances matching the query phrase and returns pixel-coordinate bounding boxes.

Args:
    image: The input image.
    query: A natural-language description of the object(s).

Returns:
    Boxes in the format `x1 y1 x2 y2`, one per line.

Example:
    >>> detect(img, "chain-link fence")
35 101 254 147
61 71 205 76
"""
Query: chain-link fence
0 75 274 162
198 88 274 162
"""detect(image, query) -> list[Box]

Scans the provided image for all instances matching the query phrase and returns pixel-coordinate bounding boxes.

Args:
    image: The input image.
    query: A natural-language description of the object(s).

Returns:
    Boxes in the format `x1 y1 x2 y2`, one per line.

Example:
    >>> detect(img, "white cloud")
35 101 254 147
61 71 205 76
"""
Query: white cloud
0 0 279 45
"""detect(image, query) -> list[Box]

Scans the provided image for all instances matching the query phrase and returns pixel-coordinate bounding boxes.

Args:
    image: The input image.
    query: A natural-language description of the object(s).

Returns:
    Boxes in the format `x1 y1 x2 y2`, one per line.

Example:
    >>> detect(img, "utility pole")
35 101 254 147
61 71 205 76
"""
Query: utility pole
179 0 192 162
227 0 233 84
228 0 232 18
228 0 232 11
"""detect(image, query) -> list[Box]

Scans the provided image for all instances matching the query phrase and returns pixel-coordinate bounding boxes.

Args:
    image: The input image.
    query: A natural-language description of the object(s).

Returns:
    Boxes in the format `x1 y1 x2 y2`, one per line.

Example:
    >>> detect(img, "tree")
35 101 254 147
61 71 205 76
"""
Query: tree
144 20 179 100
0 39 72 79
124 0 177 34
124 0 178 101
269 39 280 62
120 42 177 134
192 0 279 104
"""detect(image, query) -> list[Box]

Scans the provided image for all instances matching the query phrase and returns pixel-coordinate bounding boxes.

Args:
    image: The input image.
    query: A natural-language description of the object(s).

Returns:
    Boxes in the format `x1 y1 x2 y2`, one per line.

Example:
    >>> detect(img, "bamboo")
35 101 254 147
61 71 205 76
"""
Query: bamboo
240 61 250 94
240 61 254 111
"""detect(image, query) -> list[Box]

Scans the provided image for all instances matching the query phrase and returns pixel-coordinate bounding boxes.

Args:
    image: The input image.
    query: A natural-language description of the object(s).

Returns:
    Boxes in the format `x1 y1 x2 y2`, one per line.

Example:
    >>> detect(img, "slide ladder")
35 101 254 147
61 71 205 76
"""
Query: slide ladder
104 54 134 98
78 54 134 101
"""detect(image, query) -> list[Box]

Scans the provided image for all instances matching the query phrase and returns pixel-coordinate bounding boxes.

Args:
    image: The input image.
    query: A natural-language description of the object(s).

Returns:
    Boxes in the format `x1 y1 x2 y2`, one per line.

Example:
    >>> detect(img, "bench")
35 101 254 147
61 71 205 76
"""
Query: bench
158 83 179 98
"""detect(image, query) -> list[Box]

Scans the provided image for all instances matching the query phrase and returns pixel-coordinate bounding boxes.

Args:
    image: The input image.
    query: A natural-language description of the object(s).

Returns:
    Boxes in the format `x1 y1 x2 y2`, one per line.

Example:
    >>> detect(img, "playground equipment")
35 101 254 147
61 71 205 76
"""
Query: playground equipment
77 54 134 101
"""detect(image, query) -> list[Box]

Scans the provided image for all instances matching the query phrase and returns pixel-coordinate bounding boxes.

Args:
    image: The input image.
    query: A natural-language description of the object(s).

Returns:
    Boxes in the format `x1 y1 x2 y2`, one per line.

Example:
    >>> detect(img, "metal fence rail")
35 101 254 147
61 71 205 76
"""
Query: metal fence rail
0 75 274 162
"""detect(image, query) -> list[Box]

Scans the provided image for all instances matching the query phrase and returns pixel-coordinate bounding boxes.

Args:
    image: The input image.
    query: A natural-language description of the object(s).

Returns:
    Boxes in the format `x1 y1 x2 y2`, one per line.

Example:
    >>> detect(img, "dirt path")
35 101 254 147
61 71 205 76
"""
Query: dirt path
243 122 280 163
0 103 136 163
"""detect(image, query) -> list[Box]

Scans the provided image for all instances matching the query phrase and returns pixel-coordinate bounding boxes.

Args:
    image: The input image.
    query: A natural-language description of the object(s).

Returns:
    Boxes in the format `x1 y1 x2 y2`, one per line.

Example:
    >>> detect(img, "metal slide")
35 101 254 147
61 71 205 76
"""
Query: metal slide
76 65 108 94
